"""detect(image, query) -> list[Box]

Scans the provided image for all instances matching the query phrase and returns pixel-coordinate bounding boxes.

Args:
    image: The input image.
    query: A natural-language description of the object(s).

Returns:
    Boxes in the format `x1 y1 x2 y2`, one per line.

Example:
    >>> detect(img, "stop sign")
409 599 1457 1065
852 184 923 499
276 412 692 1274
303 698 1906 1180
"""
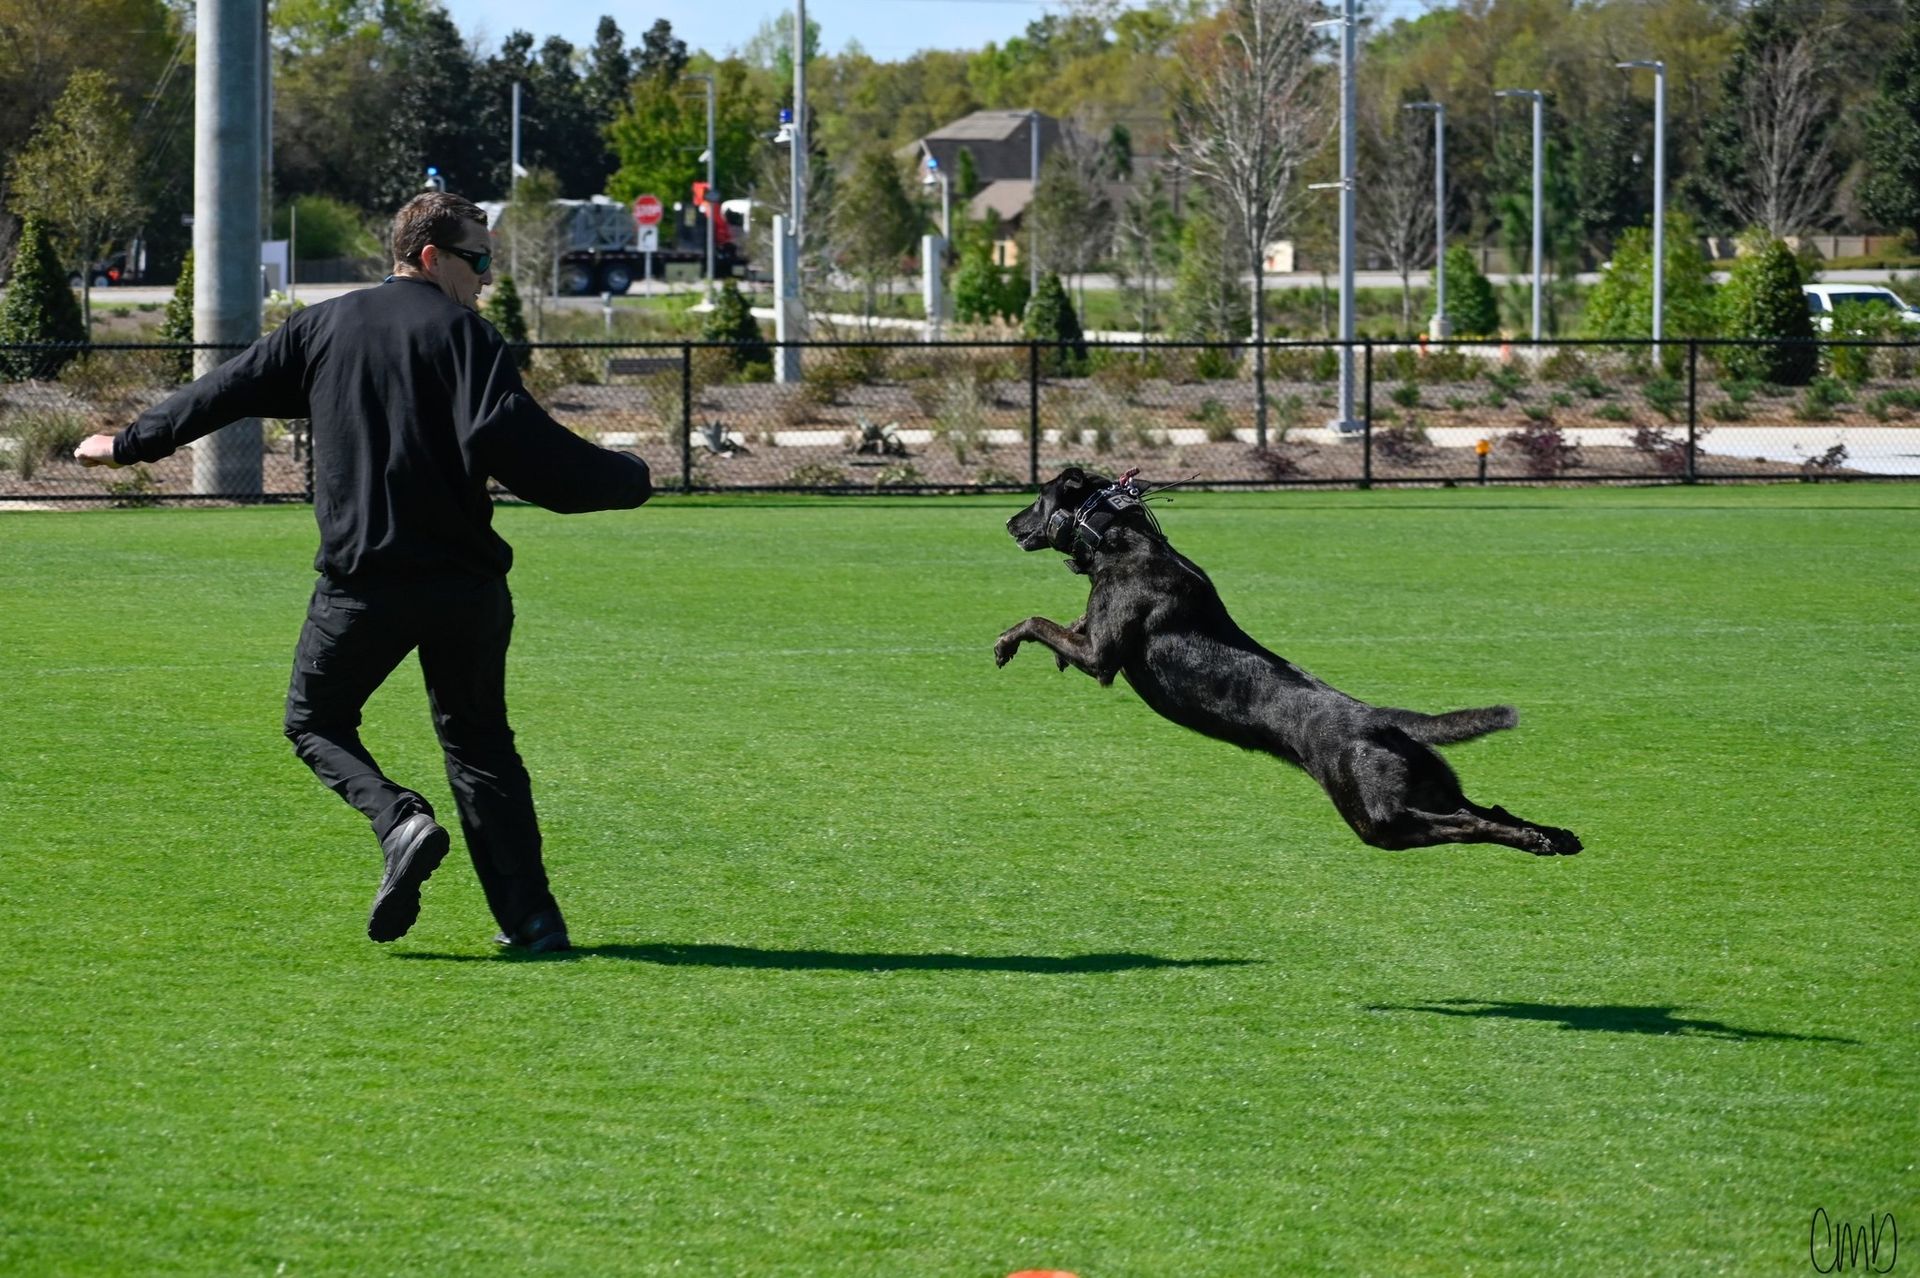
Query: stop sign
632 194 663 226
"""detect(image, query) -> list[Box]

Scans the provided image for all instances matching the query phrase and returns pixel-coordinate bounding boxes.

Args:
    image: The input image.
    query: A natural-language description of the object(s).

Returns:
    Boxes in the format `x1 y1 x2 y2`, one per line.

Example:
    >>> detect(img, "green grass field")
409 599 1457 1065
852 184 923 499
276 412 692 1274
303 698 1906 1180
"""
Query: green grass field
2 486 1914 1276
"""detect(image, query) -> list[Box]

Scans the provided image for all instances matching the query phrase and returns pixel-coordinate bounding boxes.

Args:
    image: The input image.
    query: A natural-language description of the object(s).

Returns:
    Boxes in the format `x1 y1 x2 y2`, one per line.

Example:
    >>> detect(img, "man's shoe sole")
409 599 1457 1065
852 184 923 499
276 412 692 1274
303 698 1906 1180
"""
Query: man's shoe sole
368 817 451 942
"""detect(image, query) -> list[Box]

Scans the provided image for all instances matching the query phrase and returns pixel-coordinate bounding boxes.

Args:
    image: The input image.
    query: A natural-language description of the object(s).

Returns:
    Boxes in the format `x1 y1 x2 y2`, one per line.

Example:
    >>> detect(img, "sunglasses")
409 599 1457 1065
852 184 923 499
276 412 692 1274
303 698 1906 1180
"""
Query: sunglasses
435 244 492 276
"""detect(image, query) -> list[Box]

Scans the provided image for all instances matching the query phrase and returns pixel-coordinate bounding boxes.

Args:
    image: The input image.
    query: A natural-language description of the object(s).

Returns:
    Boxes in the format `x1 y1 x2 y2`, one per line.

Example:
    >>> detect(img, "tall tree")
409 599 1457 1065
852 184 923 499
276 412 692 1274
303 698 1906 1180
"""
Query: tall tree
1169 196 1248 343
1566 93 1650 261
1700 0 1840 236
376 5 486 205
636 17 690 81
1356 88 1436 336
528 36 604 195
0 0 181 270
608 58 761 214
8 69 146 333
1111 170 1179 335
1172 0 1325 445
1024 136 1112 307
1860 1 1920 239
832 149 920 324
583 17 633 182
495 168 564 337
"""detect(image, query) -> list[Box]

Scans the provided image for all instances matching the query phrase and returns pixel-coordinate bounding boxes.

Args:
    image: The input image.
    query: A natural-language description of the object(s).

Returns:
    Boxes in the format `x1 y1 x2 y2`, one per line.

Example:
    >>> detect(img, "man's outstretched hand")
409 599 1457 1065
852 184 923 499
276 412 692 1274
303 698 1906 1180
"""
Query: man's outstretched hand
74 434 121 468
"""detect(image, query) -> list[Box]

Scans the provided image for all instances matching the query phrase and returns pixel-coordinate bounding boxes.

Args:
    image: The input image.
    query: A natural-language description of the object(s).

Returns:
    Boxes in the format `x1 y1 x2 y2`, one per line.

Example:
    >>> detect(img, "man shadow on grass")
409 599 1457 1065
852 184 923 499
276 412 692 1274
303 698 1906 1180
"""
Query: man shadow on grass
396 941 1258 974
1366 999 1856 1045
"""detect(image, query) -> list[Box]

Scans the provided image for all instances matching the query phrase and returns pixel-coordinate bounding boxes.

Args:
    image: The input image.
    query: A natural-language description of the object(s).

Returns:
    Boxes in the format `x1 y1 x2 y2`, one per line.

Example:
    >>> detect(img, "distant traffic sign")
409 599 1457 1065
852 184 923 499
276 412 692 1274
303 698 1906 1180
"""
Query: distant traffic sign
632 195 663 227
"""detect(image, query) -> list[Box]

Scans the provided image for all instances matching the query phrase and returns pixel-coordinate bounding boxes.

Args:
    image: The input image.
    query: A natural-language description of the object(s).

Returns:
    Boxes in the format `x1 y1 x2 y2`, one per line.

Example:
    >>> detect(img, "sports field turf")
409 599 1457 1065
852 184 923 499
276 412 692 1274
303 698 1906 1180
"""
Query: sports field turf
2 485 1914 1276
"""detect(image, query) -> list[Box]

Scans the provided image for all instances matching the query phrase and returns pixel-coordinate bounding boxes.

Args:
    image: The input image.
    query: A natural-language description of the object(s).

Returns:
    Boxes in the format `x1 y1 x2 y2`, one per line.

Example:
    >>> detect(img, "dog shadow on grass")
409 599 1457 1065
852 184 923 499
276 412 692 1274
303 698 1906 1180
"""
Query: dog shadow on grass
397 943 1258 974
1366 999 1857 1045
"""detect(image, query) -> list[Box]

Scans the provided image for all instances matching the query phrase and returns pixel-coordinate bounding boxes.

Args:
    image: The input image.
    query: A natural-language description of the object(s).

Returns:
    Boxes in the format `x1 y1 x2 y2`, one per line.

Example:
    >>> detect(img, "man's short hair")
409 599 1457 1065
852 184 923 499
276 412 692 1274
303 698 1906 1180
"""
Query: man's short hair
391 192 487 266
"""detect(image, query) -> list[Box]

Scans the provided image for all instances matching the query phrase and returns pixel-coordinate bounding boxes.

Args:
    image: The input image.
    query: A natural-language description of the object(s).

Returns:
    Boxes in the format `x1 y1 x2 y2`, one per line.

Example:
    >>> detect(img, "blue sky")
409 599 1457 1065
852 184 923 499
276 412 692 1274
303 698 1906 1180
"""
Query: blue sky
439 0 1432 64
440 0 1071 62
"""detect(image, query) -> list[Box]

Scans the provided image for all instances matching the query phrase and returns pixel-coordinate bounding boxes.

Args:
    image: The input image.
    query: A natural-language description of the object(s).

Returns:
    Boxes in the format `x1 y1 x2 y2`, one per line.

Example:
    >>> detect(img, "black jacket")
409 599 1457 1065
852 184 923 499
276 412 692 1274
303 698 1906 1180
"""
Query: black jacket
114 276 651 579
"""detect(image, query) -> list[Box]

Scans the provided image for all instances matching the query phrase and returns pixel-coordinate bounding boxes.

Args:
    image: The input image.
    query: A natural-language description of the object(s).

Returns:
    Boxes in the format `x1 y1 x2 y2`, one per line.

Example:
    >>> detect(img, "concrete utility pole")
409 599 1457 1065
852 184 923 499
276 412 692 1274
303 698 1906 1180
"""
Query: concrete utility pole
260 0 272 246
1310 0 1360 430
193 0 264 496
775 0 808 381
1617 60 1666 342
1404 101 1448 340
1495 89 1546 341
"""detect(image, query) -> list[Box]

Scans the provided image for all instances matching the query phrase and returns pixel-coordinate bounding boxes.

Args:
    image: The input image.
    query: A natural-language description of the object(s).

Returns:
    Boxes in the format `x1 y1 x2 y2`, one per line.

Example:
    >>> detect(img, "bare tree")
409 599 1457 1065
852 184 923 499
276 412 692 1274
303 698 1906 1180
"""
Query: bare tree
497 169 565 338
1356 93 1435 337
1172 0 1328 445
1025 119 1117 319
1112 170 1177 336
1725 32 1838 237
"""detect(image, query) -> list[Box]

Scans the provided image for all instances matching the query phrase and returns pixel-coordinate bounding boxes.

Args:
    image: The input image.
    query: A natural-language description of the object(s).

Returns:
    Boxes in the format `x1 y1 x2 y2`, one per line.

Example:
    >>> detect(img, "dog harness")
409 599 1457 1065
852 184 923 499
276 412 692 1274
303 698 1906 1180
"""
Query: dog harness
1045 469 1165 555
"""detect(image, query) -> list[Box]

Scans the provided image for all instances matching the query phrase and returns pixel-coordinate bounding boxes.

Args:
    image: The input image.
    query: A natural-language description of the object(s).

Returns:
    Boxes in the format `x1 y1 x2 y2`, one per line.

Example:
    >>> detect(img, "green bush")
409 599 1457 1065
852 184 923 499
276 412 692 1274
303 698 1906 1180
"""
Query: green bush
1824 301 1902 383
1643 377 1684 421
1583 215 1718 374
160 251 194 382
1023 272 1086 375
0 216 86 381
952 240 1003 325
1718 234 1817 386
699 280 770 372
482 272 531 369
1441 246 1500 338
273 195 380 261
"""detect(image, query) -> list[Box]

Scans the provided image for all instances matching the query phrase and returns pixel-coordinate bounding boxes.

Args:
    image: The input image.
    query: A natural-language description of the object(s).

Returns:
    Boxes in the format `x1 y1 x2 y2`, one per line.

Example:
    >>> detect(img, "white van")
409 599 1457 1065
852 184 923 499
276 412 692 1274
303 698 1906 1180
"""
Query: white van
1802 283 1920 331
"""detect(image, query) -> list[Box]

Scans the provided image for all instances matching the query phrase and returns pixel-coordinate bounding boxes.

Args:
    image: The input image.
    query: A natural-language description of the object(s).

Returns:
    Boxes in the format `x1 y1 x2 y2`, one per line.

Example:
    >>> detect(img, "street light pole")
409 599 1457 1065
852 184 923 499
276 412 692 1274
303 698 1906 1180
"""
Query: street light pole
510 80 522 281
1404 101 1448 340
1494 89 1546 342
792 0 807 252
688 73 716 302
1617 59 1666 342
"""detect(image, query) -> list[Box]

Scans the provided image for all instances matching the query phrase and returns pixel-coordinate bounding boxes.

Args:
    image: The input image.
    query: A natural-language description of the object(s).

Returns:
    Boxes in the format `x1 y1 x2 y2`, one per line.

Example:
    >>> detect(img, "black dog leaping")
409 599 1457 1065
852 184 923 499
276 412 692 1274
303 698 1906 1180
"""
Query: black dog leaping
994 467 1582 855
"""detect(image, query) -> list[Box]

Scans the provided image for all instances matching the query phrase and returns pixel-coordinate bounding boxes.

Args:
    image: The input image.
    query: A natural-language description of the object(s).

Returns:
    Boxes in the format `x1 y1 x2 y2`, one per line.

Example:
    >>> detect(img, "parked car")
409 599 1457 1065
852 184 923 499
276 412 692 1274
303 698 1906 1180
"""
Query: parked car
1802 283 1920 332
67 251 142 289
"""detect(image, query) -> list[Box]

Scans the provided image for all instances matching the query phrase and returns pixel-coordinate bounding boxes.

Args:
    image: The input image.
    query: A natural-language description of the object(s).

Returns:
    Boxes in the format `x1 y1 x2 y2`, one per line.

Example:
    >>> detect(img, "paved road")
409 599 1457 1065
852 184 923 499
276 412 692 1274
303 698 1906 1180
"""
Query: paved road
56 265 1917 312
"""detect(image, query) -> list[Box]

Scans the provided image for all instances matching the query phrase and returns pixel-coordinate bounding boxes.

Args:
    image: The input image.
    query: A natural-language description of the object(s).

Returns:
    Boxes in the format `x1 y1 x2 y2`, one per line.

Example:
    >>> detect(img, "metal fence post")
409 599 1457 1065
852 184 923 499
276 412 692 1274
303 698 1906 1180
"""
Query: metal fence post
680 342 693 492
1361 339 1374 490
1684 339 1699 485
1028 341 1040 486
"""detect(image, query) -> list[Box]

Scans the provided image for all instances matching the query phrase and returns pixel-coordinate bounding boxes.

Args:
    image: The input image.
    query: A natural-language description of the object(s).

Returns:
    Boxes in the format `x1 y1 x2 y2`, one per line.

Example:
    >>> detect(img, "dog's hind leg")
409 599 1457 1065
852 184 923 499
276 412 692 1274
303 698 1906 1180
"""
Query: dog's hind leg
1367 806 1582 855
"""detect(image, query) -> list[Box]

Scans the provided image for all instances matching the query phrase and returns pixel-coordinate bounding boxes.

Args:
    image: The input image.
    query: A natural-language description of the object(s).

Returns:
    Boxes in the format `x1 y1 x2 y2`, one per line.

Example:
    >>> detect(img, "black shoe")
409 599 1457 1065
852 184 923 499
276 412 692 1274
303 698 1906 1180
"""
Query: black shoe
493 907 570 954
367 812 451 943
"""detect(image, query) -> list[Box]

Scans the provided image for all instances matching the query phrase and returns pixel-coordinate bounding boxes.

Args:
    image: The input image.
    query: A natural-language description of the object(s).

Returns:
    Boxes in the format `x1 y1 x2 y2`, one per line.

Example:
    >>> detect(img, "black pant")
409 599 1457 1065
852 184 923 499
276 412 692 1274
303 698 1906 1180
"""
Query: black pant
283 573 554 930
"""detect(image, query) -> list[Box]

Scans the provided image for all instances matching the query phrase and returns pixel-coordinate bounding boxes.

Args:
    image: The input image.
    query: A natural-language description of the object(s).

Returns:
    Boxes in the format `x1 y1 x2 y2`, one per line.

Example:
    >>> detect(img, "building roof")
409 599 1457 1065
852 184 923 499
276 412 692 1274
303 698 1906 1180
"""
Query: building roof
927 109 1046 143
968 179 1036 224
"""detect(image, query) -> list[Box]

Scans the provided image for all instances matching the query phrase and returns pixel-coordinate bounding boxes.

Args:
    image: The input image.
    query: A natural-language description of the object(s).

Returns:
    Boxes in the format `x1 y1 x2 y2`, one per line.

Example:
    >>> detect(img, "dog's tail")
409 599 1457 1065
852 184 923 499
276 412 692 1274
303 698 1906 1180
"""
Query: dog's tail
1391 704 1519 745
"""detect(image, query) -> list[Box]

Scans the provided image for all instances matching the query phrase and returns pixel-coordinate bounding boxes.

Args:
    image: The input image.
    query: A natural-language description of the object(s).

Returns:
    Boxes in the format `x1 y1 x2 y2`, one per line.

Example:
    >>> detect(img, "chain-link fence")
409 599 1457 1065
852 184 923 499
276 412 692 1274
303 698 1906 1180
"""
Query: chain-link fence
3 336 1916 506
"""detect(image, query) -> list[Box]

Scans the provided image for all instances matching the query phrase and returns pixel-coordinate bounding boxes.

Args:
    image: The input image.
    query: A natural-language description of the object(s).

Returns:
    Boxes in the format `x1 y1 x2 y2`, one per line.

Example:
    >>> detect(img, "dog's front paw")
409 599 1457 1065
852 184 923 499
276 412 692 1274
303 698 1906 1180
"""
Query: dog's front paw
994 631 1022 667
1545 827 1583 855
